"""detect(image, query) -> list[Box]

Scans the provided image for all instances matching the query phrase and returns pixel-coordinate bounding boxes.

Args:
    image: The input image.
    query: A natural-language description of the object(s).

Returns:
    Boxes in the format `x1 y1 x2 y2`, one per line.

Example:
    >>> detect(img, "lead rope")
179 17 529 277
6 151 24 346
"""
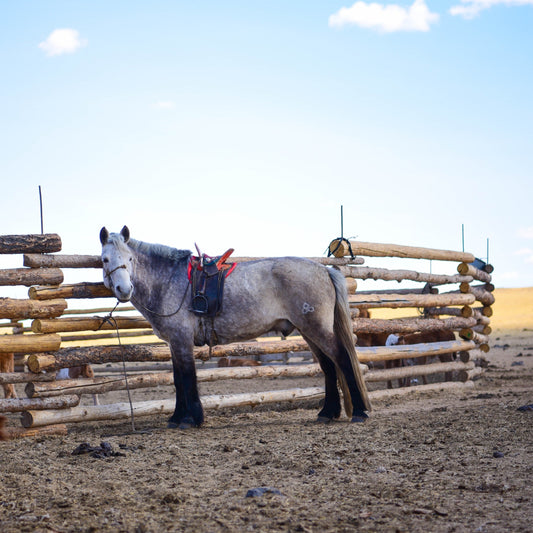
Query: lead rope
99 303 151 435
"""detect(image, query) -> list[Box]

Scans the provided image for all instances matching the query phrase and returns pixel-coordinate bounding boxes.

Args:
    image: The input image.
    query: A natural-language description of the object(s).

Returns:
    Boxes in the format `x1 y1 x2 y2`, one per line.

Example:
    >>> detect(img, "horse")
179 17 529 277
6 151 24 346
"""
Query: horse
395 329 457 386
100 226 371 429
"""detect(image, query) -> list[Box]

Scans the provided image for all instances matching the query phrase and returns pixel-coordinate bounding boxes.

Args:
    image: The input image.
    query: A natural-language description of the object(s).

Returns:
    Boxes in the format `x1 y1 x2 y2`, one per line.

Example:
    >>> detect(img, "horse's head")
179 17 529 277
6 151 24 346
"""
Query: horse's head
100 226 134 302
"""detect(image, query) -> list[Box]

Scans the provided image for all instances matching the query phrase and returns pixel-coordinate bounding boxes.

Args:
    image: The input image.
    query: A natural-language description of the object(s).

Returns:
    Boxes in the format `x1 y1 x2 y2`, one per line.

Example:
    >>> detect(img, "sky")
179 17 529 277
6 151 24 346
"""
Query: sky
0 0 532 295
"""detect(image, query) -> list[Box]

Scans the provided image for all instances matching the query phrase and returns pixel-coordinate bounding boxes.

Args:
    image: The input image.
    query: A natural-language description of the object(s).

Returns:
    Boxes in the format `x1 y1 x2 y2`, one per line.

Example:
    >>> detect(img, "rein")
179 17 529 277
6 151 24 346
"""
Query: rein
131 282 190 318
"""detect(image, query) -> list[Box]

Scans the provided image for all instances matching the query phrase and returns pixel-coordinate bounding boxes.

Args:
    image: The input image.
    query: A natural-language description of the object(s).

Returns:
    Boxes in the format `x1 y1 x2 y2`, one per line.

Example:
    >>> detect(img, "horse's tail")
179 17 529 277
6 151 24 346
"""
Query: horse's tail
328 268 372 415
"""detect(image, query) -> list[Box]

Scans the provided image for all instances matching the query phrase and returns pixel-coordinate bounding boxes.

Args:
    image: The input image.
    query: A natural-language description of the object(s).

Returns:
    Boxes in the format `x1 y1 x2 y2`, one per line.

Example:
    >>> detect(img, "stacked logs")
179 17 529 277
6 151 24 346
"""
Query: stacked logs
0 234 492 436
0 234 69 438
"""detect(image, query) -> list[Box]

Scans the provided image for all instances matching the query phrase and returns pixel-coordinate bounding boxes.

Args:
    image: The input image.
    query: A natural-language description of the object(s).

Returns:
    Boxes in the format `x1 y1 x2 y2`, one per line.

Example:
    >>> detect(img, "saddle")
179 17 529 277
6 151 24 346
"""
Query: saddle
188 246 236 317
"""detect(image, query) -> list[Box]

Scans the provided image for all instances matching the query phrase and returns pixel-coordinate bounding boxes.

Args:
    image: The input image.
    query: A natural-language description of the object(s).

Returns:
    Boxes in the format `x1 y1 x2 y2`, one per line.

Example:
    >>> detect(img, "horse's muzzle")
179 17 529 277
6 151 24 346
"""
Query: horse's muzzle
114 284 133 302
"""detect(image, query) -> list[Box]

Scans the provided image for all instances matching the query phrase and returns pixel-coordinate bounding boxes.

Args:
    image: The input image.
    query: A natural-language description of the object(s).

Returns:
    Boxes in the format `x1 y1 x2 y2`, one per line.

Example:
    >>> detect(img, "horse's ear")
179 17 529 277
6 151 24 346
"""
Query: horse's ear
121 226 130 243
100 227 109 245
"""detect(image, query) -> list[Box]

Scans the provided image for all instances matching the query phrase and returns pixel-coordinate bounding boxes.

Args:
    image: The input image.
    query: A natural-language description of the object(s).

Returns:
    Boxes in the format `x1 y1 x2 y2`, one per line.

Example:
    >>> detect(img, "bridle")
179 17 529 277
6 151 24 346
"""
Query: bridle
103 263 128 283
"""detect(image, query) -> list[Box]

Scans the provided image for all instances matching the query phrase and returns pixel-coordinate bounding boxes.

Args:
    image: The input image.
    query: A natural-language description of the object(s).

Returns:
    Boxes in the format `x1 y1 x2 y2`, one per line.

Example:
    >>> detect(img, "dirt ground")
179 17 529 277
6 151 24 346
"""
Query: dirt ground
1 328 532 533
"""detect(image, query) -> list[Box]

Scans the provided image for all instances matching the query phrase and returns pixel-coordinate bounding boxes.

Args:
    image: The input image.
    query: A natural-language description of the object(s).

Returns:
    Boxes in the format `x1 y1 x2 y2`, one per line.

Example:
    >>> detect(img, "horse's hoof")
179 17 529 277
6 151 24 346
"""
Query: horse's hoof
316 415 334 424
351 412 369 423
178 421 195 430
167 421 179 429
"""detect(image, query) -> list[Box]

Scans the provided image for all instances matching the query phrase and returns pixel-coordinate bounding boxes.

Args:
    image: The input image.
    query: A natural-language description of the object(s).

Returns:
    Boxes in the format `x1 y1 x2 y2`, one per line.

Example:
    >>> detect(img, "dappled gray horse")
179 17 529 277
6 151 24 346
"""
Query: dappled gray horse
100 226 371 428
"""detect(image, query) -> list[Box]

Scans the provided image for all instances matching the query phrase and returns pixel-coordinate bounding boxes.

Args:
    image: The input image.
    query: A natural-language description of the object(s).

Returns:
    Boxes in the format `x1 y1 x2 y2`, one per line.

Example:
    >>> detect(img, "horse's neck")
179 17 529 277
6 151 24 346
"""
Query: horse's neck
129 243 189 304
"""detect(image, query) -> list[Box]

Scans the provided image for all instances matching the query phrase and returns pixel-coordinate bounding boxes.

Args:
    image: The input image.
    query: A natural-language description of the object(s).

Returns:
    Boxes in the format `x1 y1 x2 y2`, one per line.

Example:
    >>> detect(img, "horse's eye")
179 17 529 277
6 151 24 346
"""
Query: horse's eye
129 257 133 262
103 258 109 263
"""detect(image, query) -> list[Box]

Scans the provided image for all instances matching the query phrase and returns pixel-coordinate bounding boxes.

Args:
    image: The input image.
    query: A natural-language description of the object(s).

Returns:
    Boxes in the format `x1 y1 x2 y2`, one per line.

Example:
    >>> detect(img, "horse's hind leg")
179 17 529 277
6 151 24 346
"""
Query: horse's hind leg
304 336 341 422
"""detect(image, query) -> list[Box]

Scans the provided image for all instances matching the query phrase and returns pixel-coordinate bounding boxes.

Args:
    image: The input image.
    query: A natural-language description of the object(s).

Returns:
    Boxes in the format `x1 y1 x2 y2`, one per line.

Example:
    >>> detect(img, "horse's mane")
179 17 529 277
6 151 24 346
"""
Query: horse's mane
127 238 191 263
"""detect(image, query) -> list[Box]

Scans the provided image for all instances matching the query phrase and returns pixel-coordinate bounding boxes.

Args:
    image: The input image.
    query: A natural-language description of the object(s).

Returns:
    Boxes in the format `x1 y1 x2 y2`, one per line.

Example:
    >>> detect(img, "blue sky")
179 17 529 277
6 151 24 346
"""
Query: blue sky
1 1 532 293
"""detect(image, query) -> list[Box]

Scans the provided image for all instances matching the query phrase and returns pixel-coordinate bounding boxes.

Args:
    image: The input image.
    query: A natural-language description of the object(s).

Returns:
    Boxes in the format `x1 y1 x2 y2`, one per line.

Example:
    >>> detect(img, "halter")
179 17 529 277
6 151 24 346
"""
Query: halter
104 263 128 282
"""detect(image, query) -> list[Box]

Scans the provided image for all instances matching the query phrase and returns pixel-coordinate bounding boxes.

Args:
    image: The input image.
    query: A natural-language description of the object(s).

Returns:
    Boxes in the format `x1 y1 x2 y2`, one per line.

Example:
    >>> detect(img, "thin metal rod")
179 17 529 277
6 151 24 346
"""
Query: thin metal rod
39 186 44 234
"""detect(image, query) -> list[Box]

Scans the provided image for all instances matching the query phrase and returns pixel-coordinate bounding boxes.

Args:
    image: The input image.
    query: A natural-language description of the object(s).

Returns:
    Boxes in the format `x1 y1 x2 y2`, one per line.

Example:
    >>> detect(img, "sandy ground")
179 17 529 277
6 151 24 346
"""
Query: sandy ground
1 328 532 533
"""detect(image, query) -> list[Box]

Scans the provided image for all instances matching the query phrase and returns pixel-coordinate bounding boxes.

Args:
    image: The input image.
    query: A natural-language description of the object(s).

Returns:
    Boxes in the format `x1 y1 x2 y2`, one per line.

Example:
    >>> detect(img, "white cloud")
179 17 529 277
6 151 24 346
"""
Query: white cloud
38 29 87 56
450 0 533 19
518 226 533 239
329 0 439 33
153 101 176 110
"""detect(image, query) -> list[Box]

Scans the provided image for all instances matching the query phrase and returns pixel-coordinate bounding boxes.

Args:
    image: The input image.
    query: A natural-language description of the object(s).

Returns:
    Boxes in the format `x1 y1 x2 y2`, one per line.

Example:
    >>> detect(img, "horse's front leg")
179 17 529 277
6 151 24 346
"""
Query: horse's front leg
168 340 204 429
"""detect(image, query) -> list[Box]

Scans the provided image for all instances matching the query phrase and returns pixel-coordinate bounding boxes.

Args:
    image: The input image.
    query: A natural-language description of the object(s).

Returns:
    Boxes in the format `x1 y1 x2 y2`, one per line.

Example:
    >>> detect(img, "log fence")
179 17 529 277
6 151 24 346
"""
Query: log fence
0 233 493 438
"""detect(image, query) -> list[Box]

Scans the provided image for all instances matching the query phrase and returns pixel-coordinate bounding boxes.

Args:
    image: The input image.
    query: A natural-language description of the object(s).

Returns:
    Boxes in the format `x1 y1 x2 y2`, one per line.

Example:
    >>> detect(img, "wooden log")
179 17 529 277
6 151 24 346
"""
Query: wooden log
24 254 103 268
459 329 490 345
425 306 473 318
458 351 470 363
21 387 327 427
469 286 495 306
329 239 475 263
484 264 494 274
0 371 57 385
0 268 64 287
0 298 67 319
0 334 61 354
460 282 471 294
479 306 493 317
194 338 311 361
365 361 474 383
356 340 476 363
457 263 492 283
63 305 136 315
345 278 357 294
353 287 438 295
32 316 151 334
3 424 68 440
459 367 483 382
339 266 472 285
231 256 365 266
352 317 476 334
348 293 475 309
29 282 113 300
0 234 61 254
27 344 172 372
0 395 80 413
369 380 474 401
26 364 326 398
26 339 313 372
61 329 156 343
473 324 492 335
23 254 365 269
